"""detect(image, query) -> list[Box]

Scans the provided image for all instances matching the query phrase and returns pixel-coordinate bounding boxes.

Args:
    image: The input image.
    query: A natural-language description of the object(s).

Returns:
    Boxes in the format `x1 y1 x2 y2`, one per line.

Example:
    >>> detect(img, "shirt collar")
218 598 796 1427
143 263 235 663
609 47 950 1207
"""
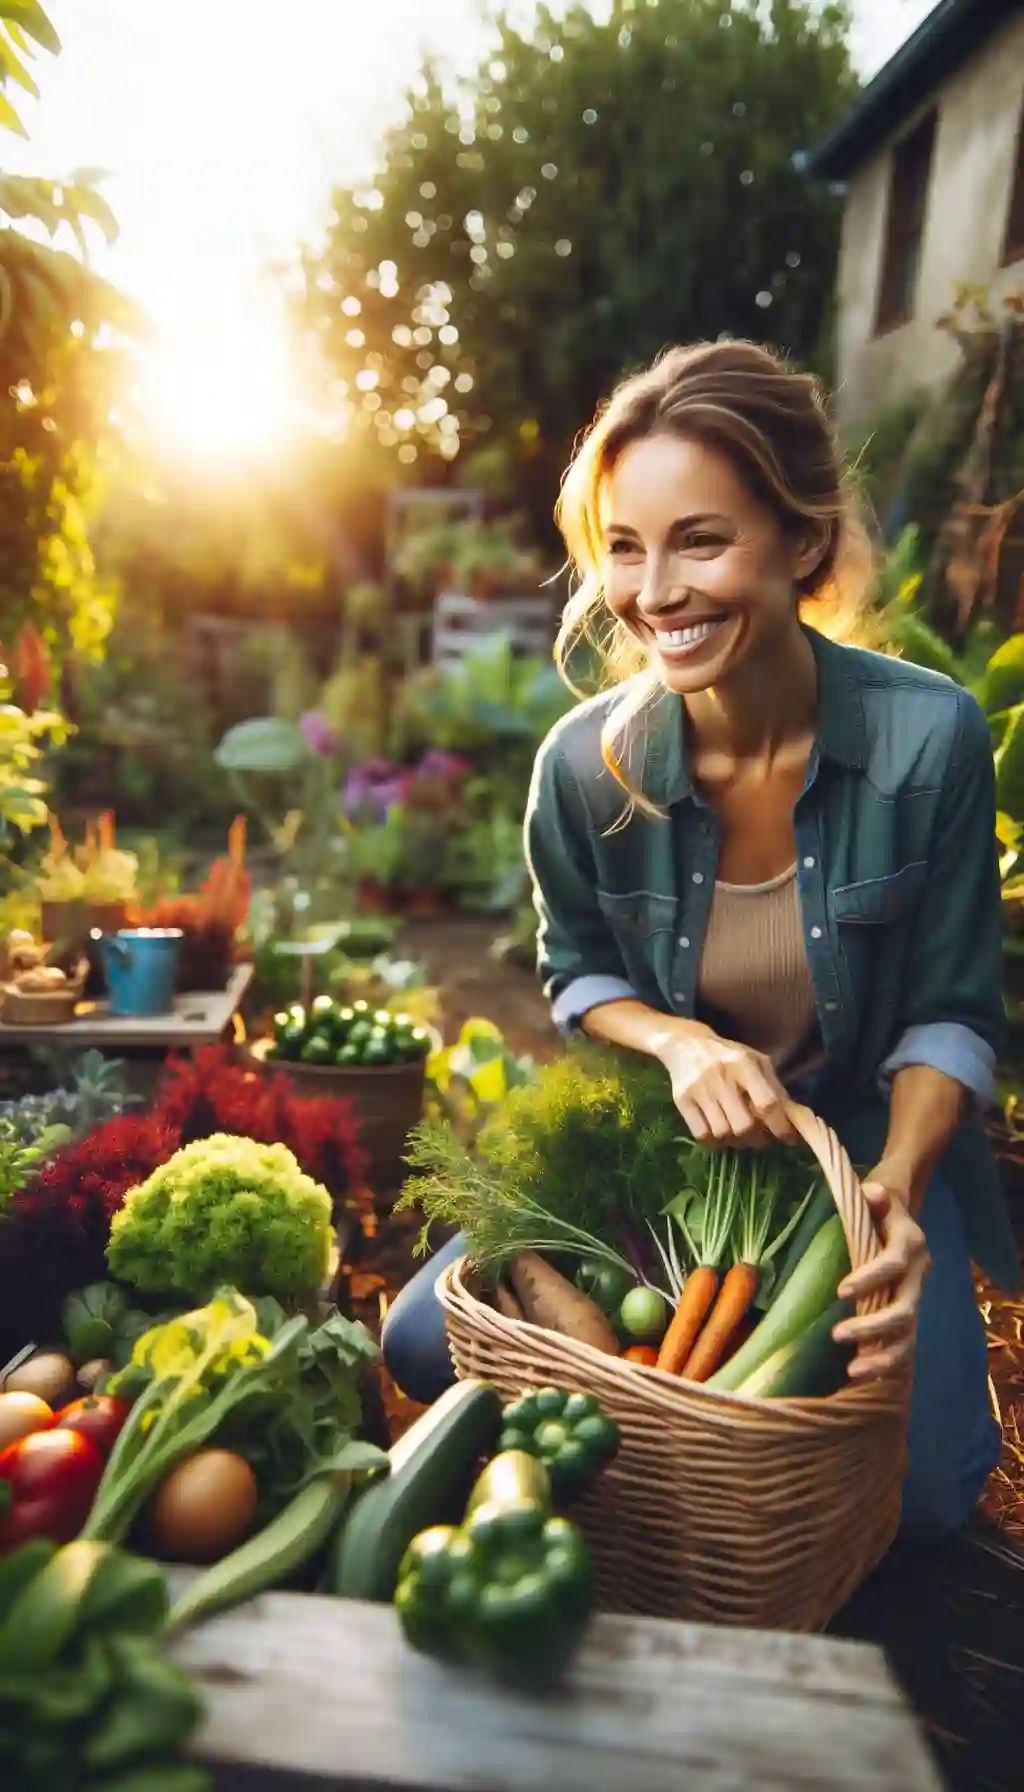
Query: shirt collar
639 623 868 810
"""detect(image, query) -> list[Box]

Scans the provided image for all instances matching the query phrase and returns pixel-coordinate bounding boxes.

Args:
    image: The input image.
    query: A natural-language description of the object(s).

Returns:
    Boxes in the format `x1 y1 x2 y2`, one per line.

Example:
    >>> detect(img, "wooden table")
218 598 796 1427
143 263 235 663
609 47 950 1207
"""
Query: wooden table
167 1589 946 1791
0 963 254 1097
0 962 253 1051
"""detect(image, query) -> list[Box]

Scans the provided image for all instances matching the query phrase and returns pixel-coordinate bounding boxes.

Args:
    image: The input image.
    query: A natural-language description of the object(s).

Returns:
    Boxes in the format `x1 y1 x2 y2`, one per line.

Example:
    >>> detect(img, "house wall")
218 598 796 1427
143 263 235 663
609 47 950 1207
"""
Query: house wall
834 10 1024 435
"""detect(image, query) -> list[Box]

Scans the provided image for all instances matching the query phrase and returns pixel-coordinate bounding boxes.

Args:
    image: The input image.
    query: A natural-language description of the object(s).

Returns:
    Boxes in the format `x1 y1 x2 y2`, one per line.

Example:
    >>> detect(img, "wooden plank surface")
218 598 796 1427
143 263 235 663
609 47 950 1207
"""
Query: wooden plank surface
167 1589 945 1792
0 963 253 1048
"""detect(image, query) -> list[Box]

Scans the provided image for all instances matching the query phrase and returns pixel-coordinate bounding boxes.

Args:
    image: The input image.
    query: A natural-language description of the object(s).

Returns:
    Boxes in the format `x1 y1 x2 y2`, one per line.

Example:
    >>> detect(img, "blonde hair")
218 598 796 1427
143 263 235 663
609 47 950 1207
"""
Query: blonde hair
554 339 874 819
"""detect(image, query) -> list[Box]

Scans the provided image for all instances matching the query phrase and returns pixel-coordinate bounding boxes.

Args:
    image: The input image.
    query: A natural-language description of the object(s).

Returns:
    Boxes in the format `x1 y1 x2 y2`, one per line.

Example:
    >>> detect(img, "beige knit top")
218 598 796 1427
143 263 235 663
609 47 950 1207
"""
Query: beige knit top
696 864 823 1082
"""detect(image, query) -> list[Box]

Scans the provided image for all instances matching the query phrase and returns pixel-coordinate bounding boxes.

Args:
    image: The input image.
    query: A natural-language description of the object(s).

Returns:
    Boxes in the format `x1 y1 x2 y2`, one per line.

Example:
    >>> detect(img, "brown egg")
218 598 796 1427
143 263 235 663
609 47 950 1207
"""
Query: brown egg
0 1391 53 1451
148 1449 259 1563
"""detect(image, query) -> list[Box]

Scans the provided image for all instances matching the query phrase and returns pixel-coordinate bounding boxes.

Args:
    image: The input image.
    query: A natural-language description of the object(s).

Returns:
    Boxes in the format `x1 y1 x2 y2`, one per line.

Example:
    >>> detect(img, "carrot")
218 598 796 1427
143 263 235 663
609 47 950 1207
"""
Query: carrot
509 1252 619 1355
680 1261 761 1381
656 1264 720 1373
623 1344 658 1366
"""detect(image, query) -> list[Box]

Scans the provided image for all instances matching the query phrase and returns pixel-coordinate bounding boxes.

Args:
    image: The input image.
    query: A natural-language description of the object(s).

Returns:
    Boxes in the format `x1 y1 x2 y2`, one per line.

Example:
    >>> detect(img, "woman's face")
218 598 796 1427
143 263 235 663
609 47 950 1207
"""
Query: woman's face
601 432 820 695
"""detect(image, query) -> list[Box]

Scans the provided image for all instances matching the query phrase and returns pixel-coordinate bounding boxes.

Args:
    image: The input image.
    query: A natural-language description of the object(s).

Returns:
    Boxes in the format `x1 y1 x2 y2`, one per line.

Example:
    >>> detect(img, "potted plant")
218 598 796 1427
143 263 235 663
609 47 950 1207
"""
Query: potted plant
36 813 139 974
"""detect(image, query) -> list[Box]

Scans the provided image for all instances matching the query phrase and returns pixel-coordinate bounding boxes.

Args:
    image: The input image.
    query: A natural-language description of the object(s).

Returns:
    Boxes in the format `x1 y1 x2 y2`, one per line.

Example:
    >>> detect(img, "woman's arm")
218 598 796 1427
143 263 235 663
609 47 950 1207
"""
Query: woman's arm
868 1063 967 1218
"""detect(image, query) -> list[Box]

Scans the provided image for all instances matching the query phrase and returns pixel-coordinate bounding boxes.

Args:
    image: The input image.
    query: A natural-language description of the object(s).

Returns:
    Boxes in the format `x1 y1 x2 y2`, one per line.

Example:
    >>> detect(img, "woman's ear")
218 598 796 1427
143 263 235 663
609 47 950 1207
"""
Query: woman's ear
793 522 832 585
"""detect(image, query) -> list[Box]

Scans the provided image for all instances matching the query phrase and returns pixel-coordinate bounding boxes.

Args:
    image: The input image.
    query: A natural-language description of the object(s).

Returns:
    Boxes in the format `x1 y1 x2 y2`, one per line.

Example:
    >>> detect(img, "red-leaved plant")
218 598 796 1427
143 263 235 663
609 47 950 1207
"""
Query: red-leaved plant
0 1047 365 1356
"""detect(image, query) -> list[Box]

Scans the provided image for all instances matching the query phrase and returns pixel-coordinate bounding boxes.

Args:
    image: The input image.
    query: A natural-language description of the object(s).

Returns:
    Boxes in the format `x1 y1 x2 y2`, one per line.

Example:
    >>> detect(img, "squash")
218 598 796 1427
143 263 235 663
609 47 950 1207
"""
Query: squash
327 1377 502 1602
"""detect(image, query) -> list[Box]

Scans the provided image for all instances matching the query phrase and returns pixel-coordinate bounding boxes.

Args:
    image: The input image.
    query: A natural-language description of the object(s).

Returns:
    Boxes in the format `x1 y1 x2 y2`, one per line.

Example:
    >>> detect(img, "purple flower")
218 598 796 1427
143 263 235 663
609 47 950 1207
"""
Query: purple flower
342 759 412 821
300 710 342 757
416 749 472 783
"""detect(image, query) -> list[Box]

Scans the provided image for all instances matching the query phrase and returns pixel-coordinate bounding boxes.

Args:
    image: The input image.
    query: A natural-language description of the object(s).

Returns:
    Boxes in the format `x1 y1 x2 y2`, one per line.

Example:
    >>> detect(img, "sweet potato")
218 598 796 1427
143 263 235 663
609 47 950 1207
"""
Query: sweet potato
508 1252 619 1354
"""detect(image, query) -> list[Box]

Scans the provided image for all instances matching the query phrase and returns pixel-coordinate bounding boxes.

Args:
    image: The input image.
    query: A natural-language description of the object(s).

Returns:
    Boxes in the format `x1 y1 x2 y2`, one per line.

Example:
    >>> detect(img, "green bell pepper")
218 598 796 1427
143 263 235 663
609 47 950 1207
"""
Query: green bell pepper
394 1504 593 1688
497 1387 620 1503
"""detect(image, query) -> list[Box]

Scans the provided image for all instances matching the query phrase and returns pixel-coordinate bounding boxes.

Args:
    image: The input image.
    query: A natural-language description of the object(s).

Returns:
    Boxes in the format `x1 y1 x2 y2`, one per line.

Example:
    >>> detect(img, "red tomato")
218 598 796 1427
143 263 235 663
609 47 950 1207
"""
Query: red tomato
0 1426 104 1554
53 1395 130 1459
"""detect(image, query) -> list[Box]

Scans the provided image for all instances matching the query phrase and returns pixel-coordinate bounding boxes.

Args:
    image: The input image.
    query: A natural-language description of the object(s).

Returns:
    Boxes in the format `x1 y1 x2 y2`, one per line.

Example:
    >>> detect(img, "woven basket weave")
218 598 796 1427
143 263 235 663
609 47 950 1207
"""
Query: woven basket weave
438 1099 910 1633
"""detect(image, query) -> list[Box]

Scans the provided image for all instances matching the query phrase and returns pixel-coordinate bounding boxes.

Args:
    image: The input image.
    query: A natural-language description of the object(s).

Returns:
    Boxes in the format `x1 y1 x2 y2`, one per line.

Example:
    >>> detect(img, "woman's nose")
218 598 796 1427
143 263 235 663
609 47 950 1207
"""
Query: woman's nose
637 556 681 618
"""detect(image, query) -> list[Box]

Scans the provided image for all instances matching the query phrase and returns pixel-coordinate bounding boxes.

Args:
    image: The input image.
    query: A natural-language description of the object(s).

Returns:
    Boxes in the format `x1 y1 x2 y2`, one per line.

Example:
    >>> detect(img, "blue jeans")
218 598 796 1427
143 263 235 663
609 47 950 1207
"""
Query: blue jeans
382 1172 1001 1543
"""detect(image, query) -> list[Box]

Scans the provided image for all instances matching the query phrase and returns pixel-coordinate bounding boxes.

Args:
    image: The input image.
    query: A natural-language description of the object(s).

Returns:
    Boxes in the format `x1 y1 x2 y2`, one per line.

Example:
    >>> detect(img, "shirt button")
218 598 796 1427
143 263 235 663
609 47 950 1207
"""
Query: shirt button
679 936 690 949
810 925 824 940
692 872 704 885
803 855 816 868
825 1000 839 1012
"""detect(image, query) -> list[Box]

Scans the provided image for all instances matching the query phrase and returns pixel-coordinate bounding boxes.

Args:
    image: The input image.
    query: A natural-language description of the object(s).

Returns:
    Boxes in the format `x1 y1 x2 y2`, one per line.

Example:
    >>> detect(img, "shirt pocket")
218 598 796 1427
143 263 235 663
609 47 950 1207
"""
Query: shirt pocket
596 888 677 996
830 861 927 1009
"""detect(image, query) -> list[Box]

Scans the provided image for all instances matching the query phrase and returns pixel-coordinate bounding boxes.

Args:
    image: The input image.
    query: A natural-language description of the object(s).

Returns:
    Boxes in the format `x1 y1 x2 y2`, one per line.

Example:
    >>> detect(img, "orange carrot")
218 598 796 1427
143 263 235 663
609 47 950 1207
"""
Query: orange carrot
623 1345 658 1366
681 1262 761 1382
655 1264 720 1374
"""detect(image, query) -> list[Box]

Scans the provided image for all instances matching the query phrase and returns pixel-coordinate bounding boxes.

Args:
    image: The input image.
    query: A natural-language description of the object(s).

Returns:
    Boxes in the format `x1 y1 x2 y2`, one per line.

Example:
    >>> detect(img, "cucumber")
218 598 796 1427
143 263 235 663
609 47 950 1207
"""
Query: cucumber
707 1215 851 1393
327 1377 502 1603
767 1181 836 1307
167 1473 353 1634
736 1298 854 1399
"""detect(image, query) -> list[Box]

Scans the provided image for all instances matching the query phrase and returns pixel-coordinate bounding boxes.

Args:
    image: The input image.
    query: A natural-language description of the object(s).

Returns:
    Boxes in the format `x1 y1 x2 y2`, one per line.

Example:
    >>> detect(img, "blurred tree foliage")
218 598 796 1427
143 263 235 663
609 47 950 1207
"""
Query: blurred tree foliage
294 0 858 536
0 0 140 668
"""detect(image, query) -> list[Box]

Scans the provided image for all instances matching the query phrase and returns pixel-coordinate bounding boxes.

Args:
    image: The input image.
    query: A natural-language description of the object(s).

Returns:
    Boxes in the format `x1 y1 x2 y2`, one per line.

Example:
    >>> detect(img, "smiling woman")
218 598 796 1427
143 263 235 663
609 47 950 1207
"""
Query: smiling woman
138 309 304 465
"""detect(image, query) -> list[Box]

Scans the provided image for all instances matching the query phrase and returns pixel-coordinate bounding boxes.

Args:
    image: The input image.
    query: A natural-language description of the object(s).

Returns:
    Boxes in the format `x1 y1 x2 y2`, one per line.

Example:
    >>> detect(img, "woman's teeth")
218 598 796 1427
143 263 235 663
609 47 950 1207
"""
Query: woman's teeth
657 619 724 651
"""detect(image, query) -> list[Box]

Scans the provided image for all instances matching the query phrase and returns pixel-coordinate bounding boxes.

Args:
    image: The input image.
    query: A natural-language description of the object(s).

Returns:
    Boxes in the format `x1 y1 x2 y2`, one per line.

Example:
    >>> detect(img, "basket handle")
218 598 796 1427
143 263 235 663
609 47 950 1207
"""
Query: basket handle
782 1101 887 1318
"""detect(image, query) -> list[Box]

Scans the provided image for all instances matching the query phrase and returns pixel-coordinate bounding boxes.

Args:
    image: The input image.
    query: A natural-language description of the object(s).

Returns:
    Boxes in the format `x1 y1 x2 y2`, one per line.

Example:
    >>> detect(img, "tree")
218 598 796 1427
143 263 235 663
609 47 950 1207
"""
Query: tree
295 0 858 534
0 0 138 664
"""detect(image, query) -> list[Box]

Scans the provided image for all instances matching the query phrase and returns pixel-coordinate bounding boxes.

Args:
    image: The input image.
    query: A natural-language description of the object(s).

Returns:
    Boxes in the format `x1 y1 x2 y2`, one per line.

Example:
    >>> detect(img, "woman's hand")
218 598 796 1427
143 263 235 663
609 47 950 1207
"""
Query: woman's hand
656 1020 796 1148
832 1177 930 1383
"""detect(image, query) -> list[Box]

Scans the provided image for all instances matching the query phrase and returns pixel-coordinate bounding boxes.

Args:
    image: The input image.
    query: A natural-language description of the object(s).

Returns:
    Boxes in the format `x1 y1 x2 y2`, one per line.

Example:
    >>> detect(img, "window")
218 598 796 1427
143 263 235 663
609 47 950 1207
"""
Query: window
1002 94 1024 265
875 110 937 334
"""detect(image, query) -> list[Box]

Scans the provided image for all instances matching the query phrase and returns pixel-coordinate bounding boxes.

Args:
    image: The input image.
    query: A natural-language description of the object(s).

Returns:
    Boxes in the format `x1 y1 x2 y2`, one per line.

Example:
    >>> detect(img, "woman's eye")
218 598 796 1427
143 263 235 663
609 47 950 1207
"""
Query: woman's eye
681 533 724 551
607 539 641 558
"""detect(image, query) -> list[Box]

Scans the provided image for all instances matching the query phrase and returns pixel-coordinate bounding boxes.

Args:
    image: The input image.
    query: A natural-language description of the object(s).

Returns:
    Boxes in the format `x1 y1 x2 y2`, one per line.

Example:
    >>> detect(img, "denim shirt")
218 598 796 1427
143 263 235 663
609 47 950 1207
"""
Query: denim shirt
524 625 1019 1290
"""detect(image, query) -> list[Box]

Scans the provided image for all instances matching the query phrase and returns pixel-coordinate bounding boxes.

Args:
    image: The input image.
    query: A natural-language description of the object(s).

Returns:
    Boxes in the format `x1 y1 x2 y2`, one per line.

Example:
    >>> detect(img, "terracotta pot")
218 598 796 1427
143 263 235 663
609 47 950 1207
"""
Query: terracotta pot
356 880 398 916
41 901 128 998
241 1039 430 1191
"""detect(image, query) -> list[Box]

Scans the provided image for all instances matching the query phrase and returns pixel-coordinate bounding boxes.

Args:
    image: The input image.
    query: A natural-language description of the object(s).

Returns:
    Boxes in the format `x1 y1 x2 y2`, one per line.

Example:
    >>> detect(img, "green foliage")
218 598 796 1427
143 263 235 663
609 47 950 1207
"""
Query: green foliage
215 716 311 775
0 0 138 674
295 0 857 528
0 655 64 839
401 1045 691 1267
106 1132 334 1302
394 633 571 758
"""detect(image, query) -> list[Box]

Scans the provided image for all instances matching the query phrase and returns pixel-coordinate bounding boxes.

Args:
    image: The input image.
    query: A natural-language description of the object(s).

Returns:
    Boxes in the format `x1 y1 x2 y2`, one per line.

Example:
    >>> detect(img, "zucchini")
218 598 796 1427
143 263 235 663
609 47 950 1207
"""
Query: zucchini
166 1472 353 1633
707 1214 851 1392
328 1377 502 1602
736 1298 853 1399
767 1181 836 1308
465 1449 551 1517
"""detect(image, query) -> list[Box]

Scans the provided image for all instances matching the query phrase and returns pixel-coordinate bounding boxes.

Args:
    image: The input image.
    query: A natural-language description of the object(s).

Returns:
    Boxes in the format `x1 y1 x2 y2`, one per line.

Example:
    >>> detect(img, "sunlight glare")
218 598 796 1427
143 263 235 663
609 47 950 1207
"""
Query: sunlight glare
140 312 303 465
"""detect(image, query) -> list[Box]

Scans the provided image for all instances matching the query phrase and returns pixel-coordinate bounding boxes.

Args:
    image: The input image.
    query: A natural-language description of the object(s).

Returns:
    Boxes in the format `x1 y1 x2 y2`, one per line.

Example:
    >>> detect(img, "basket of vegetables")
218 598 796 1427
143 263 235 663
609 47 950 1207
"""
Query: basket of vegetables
405 1051 910 1633
244 997 436 1189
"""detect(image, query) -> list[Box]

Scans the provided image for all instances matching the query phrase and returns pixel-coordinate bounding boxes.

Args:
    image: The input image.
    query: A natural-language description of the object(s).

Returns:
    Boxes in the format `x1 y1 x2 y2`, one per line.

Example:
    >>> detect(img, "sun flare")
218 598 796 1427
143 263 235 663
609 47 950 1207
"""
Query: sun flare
139 313 303 465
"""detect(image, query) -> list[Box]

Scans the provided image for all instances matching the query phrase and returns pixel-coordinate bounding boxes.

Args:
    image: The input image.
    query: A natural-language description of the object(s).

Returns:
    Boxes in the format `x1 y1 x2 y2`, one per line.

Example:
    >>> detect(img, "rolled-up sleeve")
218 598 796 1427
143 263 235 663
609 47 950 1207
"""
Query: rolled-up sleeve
524 733 637 1033
880 691 1004 1108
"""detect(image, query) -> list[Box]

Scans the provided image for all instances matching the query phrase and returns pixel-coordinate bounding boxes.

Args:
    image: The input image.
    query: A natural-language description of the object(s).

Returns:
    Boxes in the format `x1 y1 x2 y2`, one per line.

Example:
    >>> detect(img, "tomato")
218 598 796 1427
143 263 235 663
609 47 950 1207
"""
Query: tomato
577 1260 635 1314
623 1344 659 1366
619 1286 669 1343
0 1427 104 1554
53 1394 131 1459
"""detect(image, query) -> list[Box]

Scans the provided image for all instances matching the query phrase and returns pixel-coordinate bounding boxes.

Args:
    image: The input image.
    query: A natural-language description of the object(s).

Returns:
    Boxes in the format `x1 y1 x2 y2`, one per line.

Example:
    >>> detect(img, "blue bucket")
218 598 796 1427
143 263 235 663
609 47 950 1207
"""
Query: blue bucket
95 928 183 1017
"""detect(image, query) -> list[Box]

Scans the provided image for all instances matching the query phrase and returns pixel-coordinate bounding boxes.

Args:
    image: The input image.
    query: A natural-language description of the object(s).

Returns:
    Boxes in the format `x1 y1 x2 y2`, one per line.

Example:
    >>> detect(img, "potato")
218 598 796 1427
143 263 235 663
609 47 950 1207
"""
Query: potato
4 1350 77 1408
148 1450 259 1563
509 1252 619 1354
77 1357 113 1393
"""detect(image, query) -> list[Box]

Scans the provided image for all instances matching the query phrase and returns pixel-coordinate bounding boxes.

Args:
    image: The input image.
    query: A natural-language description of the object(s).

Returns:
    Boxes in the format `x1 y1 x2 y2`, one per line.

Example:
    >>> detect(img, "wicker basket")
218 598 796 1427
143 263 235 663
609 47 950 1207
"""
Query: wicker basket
241 1038 430 1190
0 962 88 1027
438 1099 910 1634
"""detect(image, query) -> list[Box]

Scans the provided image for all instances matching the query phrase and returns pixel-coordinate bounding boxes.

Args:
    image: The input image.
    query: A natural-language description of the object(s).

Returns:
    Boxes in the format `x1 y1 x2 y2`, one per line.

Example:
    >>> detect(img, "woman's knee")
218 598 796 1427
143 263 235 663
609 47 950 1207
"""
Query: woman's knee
900 1410 1000 1543
380 1230 464 1406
